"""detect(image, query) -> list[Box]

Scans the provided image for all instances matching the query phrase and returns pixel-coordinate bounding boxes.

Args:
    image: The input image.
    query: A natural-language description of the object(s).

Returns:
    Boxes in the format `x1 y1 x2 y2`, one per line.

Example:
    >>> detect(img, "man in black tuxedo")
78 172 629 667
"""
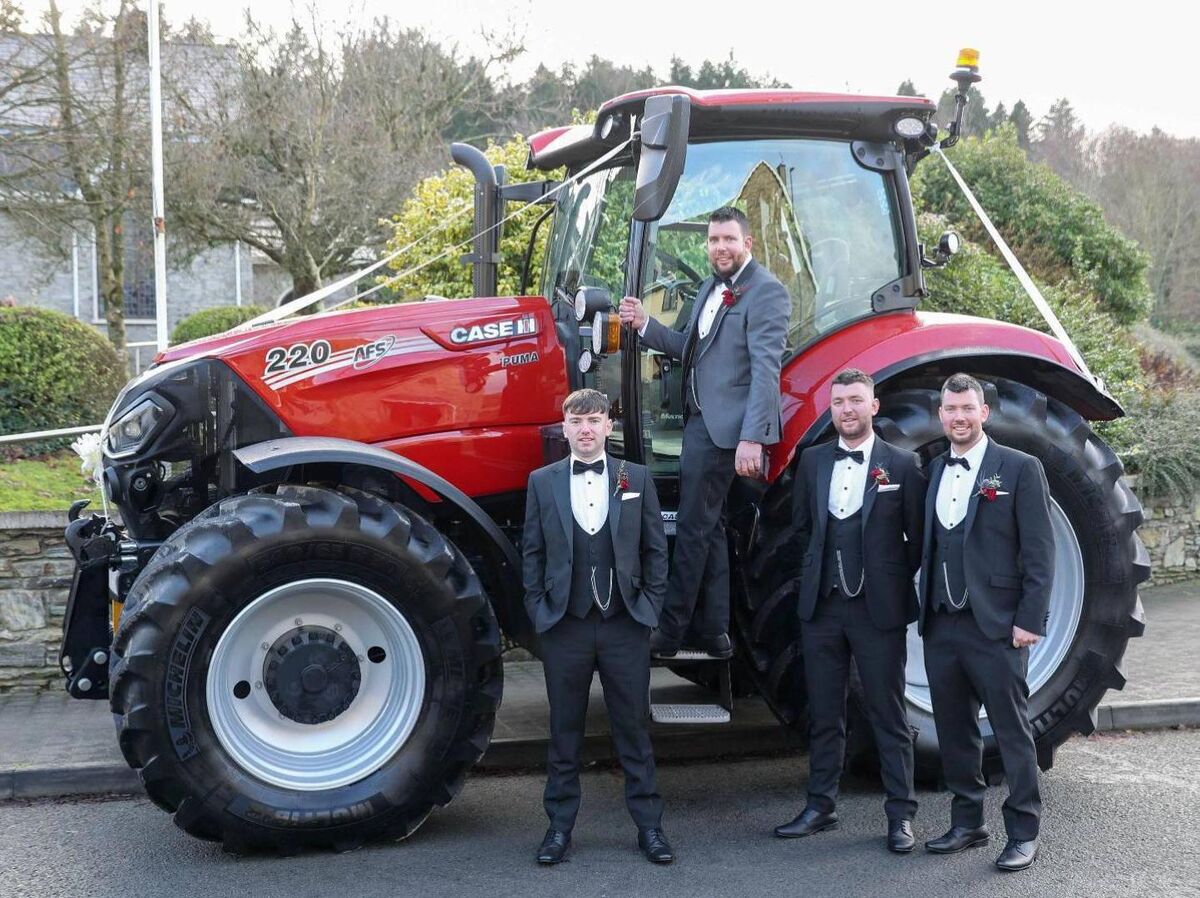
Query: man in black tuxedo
522 388 673 865
618 206 790 659
918 373 1055 872
775 369 925 853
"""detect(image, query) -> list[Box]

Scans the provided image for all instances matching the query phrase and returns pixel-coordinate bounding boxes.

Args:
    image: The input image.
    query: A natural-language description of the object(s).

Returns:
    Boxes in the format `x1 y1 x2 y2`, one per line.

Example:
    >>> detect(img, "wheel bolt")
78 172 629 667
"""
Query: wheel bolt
261 642 270 651
255 681 263 690
294 618 303 626
334 624 342 632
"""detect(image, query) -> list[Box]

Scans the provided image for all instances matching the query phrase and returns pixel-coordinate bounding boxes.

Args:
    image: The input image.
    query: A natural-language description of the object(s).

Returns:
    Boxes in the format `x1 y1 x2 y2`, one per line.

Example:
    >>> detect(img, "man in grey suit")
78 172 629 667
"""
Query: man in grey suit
619 206 790 658
522 388 673 865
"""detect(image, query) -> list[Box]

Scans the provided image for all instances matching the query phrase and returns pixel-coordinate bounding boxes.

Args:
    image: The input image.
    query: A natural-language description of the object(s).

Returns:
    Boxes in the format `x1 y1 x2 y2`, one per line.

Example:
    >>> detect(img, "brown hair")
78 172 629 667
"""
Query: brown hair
709 206 750 236
831 368 874 392
940 373 986 405
562 388 610 417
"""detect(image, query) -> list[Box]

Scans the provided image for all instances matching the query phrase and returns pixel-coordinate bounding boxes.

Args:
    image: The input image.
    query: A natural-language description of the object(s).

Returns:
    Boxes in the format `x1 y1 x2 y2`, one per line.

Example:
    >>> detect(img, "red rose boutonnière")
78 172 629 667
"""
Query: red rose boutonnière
721 283 747 307
978 474 1002 501
870 466 890 486
614 460 630 496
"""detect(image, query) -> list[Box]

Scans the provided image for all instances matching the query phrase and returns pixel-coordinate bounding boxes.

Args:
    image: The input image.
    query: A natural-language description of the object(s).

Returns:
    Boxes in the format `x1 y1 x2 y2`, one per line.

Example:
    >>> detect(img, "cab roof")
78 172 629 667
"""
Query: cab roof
528 86 936 170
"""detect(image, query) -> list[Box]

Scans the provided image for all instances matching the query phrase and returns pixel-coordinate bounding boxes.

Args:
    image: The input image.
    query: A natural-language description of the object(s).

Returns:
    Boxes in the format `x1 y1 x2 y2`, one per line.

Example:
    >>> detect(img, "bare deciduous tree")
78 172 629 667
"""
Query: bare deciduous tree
167 14 514 301
0 0 152 355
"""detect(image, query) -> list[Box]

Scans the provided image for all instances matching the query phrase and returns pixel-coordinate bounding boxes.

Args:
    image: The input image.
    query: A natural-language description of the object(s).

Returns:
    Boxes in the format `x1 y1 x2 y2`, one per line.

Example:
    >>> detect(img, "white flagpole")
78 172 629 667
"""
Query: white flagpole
147 0 169 350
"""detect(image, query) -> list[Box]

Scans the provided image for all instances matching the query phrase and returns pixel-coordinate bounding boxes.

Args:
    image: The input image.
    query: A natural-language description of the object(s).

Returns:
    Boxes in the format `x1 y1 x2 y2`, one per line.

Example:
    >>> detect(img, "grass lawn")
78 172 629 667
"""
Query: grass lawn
0 451 102 513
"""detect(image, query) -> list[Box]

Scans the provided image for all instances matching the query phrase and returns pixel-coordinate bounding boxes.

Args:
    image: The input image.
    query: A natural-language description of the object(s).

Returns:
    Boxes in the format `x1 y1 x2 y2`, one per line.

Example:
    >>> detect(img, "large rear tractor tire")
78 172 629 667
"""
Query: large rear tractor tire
109 484 502 853
739 376 1148 781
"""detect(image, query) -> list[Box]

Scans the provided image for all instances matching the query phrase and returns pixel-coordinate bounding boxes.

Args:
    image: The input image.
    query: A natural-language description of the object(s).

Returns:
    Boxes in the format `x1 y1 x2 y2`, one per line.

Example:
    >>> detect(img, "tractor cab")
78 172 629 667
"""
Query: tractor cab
476 84 953 511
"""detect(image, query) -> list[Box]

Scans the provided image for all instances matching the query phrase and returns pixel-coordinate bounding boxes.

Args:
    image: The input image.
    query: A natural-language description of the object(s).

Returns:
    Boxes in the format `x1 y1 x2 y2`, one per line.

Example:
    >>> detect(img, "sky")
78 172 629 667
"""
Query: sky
22 0 1200 138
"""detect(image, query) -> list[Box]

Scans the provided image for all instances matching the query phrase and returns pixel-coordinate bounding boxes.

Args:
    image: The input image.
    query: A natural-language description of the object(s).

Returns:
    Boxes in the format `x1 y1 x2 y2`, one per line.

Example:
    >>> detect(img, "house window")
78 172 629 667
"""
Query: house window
123 213 156 320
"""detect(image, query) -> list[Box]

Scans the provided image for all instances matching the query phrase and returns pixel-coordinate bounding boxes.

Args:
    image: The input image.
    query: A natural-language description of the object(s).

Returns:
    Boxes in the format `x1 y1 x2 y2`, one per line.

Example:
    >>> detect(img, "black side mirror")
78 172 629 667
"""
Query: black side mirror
632 94 691 222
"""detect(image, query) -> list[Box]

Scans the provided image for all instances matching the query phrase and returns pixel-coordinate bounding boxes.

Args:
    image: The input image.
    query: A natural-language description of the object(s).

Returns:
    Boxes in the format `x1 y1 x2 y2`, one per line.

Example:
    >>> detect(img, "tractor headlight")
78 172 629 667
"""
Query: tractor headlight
106 397 170 459
894 117 926 139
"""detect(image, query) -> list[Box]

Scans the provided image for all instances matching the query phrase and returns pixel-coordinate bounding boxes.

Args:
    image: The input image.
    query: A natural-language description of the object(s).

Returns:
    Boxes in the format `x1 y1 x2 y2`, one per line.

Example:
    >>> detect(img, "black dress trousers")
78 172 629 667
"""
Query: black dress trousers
538 606 663 832
800 587 917 821
923 606 1042 840
661 412 736 640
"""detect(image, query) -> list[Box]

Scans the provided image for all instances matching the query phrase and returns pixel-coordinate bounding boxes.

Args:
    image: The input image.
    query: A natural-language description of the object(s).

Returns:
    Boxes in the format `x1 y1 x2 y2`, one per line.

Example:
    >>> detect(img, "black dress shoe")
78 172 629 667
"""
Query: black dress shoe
995 838 1038 871
638 827 674 864
925 825 990 854
649 629 680 658
887 819 915 854
536 829 570 865
774 807 839 838
687 632 734 659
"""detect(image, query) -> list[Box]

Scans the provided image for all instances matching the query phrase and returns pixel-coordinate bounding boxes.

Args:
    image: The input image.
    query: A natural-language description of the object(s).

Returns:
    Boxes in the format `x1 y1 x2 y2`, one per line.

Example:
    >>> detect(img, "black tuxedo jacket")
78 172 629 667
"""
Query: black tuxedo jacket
792 435 926 630
917 437 1055 640
521 454 668 634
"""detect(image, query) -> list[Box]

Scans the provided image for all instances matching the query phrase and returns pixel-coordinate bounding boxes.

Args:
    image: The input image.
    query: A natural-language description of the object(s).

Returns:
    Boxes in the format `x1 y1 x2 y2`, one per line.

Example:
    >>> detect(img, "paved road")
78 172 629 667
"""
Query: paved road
1 729 1198 898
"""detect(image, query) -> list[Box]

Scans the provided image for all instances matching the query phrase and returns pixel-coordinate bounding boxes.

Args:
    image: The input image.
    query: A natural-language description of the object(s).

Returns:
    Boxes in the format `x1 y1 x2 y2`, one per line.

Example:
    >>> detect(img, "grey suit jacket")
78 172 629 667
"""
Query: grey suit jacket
521 454 669 634
916 438 1056 640
639 258 790 450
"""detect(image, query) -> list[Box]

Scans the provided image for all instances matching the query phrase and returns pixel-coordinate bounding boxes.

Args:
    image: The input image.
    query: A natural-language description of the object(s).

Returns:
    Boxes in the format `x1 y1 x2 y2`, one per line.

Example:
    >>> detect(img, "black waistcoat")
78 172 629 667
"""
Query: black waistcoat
568 517 619 619
932 518 969 612
820 509 864 597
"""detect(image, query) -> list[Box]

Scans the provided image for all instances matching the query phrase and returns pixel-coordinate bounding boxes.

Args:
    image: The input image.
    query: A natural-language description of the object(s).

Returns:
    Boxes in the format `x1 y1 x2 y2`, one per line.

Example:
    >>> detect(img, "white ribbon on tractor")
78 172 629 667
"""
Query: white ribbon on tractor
933 146 1097 386
243 136 636 329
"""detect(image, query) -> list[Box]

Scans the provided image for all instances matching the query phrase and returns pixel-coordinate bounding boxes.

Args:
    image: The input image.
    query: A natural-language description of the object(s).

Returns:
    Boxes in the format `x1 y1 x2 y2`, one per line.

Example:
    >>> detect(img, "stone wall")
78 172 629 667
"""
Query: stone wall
1132 481 1200 585
1 482 1196 692
0 513 72 694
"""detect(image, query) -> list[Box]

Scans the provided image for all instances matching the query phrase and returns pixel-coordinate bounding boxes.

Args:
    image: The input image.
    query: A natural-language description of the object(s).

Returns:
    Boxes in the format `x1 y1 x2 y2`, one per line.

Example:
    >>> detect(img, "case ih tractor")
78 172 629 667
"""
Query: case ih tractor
59 54 1147 852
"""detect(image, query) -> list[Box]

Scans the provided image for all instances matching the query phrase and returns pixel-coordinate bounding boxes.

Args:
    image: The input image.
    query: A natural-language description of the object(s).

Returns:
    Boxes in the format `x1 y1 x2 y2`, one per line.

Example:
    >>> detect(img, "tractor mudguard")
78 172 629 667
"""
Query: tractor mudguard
233 436 529 647
771 311 1124 477
233 436 521 574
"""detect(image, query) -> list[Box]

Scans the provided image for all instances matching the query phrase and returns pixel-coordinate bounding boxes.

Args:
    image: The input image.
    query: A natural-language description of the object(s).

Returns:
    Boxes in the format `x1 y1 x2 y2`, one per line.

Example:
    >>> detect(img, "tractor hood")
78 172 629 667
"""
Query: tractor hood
155 296 569 447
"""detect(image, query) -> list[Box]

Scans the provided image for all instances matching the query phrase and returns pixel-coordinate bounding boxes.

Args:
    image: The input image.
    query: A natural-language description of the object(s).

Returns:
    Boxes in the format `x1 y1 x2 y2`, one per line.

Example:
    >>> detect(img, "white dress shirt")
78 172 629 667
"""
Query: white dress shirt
828 433 874 519
935 435 990 530
696 255 753 339
569 454 609 534
638 255 753 339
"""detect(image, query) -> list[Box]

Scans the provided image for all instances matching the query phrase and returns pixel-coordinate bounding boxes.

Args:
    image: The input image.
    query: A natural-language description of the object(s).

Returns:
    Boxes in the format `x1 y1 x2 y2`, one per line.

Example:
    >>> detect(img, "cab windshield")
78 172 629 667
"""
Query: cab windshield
541 137 904 346
541 137 904 469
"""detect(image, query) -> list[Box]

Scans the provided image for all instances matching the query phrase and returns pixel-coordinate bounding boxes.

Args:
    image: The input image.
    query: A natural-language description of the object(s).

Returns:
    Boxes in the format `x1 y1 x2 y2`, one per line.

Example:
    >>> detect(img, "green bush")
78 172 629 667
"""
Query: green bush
912 125 1152 325
1119 388 1200 500
171 305 266 344
0 308 126 457
920 214 1145 403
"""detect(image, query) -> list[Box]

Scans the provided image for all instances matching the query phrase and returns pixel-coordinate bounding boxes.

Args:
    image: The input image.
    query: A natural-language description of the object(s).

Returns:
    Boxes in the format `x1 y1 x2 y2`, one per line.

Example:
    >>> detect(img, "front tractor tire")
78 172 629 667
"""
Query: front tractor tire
109 484 502 853
742 376 1148 782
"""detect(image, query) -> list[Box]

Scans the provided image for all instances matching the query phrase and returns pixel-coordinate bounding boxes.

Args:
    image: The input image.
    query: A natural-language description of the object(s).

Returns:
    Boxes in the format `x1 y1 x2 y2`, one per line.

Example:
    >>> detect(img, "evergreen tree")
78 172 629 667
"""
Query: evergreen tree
1009 100 1034 150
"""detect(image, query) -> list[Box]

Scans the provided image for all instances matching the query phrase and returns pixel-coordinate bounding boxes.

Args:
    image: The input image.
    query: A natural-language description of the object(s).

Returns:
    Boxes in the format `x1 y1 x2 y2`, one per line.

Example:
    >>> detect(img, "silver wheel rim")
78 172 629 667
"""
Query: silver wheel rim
904 498 1085 716
206 578 426 791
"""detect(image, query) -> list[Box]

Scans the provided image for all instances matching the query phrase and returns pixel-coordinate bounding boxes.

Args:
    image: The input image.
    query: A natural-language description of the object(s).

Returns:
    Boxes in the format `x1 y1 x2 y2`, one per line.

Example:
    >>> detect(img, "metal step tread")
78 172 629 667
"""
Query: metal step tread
665 649 730 662
650 703 731 724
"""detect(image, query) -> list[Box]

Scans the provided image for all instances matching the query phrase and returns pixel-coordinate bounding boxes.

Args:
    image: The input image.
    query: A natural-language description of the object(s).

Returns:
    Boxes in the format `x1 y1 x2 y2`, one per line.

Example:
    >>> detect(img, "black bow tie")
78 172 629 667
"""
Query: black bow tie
946 456 971 470
833 447 864 464
572 459 604 476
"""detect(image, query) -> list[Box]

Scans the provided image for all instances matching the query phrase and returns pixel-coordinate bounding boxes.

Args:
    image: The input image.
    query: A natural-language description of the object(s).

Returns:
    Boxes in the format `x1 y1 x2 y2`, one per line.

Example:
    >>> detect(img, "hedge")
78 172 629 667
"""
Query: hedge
171 305 266 345
0 307 126 456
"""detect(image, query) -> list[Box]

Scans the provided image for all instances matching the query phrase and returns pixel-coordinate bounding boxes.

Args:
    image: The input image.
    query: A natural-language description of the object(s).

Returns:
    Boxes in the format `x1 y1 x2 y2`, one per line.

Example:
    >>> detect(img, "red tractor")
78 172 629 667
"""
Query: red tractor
58 55 1147 852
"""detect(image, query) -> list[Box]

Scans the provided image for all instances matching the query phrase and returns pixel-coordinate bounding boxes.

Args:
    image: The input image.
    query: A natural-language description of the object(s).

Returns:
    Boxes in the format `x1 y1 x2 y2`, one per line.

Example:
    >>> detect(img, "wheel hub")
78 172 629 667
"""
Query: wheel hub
263 626 361 725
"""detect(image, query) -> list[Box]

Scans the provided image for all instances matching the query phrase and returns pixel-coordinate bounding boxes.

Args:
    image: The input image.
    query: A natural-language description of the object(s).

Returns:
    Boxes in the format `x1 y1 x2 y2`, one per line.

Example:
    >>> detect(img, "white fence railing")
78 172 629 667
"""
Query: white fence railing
0 424 102 446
